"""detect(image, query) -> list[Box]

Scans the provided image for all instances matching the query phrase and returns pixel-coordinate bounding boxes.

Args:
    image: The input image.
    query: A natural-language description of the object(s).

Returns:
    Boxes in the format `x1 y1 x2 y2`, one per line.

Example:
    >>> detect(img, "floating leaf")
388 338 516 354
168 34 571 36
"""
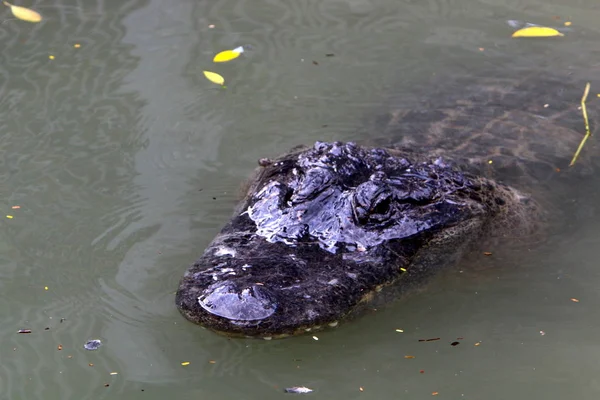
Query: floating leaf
3 2 42 23
203 70 225 85
213 46 244 63
213 50 240 63
512 26 563 37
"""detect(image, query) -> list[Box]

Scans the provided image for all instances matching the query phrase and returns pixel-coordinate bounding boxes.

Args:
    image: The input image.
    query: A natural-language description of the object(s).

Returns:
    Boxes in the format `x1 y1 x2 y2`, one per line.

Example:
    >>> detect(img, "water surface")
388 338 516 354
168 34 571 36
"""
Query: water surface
1 0 600 398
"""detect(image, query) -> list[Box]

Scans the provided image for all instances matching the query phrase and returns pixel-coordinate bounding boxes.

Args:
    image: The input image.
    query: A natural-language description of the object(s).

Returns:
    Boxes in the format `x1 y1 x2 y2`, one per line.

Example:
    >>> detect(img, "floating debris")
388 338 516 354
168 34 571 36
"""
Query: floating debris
404 355 415 359
181 361 190 366
84 339 102 350
17 329 31 334
203 70 225 86
3 1 42 23
570 298 580 303
213 46 244 63
418 338 440 342
512 26 563 38
450 341 460 347
284 386 313 394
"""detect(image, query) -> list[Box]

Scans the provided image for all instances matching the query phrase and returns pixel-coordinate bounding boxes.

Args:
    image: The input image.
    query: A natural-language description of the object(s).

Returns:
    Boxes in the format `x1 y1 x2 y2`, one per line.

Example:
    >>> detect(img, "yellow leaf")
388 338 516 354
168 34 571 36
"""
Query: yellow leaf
512 26 563 38
213 50 241 63
203 70 225 85
3 2 42 23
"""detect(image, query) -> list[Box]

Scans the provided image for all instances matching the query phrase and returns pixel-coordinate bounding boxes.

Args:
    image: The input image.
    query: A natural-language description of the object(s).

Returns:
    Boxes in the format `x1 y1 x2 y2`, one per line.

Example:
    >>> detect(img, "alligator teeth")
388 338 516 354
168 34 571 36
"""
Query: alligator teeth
328 321 339 327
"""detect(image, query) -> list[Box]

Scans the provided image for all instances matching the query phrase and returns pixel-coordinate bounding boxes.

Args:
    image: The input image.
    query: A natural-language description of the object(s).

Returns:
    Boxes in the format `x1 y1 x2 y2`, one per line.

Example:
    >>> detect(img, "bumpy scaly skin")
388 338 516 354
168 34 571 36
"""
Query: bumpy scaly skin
176 141 538 338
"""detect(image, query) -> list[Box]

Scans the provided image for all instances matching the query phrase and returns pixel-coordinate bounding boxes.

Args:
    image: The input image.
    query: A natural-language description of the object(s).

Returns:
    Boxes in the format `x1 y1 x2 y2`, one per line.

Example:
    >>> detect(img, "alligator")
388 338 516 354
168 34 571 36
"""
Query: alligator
176 73 598 338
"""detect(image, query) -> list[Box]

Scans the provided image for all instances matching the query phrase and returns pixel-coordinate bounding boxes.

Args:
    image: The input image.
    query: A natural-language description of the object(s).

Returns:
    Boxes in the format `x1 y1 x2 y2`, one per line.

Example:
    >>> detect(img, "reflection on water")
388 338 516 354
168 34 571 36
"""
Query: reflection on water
1 0 600 398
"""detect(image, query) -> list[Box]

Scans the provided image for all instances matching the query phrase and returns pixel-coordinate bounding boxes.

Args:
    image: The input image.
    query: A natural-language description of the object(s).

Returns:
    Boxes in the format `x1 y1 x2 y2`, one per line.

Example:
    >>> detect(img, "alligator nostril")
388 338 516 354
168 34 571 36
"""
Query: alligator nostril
198 282 277 321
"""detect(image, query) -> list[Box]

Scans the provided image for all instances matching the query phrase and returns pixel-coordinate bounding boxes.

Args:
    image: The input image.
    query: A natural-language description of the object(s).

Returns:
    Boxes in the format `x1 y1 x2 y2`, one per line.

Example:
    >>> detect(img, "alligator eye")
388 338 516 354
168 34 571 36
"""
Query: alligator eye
353 181 393 224
371 196 391 215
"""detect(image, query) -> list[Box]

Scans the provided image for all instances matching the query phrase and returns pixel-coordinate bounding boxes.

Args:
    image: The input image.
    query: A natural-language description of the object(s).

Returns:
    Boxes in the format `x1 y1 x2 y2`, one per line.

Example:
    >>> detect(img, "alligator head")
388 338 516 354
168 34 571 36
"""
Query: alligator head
176 141 533 338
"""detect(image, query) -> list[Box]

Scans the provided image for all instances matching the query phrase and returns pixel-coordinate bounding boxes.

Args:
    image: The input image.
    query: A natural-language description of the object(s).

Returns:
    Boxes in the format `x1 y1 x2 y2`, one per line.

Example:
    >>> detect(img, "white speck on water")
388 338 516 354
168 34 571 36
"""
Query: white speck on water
84 339 102 351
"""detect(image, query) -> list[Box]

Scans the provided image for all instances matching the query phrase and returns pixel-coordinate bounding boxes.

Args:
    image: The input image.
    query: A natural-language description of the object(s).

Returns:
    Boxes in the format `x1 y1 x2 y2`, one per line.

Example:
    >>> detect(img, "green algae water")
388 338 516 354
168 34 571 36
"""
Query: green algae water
1 0 600 398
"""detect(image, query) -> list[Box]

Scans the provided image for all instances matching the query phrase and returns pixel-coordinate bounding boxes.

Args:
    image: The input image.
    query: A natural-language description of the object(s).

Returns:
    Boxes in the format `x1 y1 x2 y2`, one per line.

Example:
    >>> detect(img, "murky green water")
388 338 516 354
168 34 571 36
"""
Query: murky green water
2 0 600 398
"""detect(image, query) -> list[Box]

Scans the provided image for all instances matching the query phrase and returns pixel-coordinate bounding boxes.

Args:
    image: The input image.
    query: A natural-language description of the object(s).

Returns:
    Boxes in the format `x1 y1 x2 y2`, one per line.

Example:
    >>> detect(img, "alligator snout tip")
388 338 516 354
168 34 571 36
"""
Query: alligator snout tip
197 282 277 321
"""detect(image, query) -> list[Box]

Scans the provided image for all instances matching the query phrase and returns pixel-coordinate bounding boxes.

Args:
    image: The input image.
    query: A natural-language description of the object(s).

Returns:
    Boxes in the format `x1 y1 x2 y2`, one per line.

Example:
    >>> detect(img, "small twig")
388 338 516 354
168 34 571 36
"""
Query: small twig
569 82 591 166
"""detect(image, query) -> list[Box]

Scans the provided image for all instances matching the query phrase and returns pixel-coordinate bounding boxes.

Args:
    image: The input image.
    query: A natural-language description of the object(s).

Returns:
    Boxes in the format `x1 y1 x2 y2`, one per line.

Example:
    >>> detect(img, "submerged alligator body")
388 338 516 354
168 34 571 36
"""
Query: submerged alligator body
176 73 597 338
